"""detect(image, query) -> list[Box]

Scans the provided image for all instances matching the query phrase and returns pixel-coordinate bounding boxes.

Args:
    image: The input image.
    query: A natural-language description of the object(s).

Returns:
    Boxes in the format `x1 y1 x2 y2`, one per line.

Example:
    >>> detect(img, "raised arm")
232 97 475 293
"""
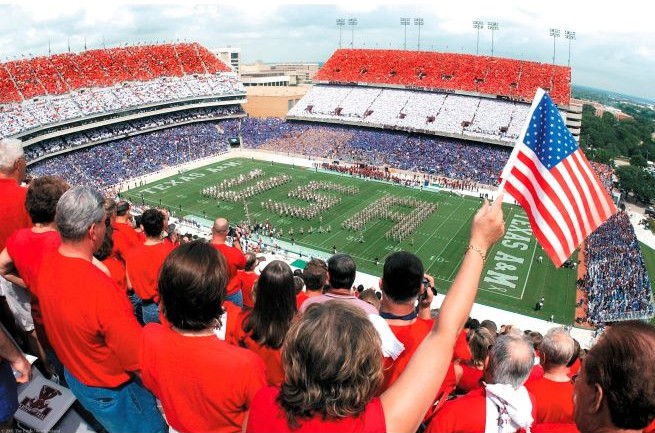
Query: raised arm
381 195 505 432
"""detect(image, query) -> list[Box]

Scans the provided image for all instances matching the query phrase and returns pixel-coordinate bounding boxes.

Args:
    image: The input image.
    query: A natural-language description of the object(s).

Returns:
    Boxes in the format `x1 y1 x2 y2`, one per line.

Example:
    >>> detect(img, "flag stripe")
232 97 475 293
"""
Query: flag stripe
513 151 576 253
572 150 615 219
504 181 568 264
556 158 593 235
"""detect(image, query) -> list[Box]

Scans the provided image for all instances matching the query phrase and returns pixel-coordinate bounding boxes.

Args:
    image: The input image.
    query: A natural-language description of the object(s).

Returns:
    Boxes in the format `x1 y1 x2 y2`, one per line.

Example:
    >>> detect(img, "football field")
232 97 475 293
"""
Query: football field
124 158 578 323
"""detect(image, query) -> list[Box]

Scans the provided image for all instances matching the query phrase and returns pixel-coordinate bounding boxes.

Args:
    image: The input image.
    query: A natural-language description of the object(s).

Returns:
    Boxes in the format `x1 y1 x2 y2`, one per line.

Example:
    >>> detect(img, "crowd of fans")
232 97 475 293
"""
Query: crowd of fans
314 49 571 104
582 211 655 323
288 85 532 143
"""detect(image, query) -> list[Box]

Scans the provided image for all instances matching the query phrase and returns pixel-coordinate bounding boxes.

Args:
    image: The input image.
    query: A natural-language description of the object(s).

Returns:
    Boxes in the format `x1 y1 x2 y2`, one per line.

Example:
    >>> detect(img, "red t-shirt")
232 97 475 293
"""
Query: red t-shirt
102 255 127 294
141 323 266 433
380 318 433 391
0 178 30 251
211 243 246 280
456 363 484 394
428 388 537 433
247 386 386 433
5 229 60 293
221 300 243 343
112 221 141 258
295 291 309 310
125 242 174 302
525 377 575 424
232 311 285 387
226 270 258 306
453 329 472 362
36 251 142 387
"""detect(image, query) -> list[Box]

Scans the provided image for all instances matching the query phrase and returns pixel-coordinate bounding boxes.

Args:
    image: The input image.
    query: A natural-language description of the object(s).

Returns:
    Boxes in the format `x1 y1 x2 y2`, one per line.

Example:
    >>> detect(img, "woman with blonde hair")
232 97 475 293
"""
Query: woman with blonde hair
454 327 496 394
246 196 505 432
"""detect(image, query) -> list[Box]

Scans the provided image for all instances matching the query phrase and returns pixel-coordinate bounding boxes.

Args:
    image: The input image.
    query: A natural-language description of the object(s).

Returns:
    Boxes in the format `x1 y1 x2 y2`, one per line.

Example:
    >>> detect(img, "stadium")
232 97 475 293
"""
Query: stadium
1 38 654 433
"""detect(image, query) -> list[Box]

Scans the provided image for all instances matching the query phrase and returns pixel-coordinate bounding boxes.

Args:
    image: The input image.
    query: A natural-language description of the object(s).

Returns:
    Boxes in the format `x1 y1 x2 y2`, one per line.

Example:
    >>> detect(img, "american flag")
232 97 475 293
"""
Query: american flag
499 89 617 267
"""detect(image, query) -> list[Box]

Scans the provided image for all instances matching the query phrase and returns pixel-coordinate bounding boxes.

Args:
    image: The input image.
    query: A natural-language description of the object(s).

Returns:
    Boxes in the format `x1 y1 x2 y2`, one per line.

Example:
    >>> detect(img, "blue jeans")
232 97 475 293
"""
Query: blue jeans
0 360 18 423
225 290 243 308
128 291 143 325
141 302 160 325
64 368 167 433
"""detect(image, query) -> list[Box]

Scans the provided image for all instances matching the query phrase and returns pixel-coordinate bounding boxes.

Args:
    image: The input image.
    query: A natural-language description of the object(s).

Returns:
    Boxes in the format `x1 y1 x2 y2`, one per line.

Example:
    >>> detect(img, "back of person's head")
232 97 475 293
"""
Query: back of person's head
116 200 130 217
529 331 544 351
466 317 481 330
327 254 356 290
56 186 105 242
142 208 164 238
25 176 69 224
302 258 327 292
468 327 496 365
480 319 498 336
212 217 229 235
245 260 297 349
280 301 383 428
244 252 259 271
577 321 655 431
487 333 535 388
104 198 117 218
93 224 114 262
540 327 575 367
0 138 24 174
381 251 424 303
566 338 581 368
358 289 381 311
158 240 228 331
293 276 305 294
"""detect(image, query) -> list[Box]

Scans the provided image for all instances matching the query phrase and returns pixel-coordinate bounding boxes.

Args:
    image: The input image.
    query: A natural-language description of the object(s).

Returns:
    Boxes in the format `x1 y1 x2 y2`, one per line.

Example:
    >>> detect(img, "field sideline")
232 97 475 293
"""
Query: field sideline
124 156 578 323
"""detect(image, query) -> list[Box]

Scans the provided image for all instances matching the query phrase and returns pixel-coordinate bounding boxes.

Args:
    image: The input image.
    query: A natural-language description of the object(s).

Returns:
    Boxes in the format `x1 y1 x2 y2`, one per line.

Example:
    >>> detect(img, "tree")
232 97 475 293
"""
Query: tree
630 154 648 168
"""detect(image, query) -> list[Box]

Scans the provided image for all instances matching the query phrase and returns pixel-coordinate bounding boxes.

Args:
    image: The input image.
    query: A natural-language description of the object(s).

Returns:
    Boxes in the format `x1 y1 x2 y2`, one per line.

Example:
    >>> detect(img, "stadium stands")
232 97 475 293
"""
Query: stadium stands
314 49 571 105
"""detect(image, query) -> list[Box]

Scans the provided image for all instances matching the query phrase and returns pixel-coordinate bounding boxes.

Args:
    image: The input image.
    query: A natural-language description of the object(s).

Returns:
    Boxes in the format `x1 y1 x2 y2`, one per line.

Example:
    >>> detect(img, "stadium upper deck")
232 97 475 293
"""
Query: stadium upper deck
314 49 571 106
0 43 229 104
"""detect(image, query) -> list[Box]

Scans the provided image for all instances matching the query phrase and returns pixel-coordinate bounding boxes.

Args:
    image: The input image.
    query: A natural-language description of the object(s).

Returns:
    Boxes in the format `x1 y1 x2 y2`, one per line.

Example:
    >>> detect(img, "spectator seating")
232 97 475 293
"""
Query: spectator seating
314 49 571 105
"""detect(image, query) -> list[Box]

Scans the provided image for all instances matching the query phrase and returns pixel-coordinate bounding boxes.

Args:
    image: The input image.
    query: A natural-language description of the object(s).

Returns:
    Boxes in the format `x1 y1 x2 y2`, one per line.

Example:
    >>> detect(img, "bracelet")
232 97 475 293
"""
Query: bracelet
466 244 487 265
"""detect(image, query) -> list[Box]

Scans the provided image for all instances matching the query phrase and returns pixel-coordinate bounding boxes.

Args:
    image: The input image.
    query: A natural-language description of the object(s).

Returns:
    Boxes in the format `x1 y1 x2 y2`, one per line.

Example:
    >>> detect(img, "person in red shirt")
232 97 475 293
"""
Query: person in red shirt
247 195 506 433
526 327 576 426
141 240 266 433
36 186 166 433
0 175 69 376
231 260 297 386
210 218 246 307
0 138 30 345
454 327 496 395
226 252 260 309
112 200 140 257
429 333 538 433
125 208 174 324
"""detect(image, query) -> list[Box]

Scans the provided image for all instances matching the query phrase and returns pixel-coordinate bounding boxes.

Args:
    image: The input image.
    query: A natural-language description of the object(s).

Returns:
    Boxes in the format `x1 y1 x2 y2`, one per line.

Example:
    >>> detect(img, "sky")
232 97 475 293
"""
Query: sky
2 0 654 101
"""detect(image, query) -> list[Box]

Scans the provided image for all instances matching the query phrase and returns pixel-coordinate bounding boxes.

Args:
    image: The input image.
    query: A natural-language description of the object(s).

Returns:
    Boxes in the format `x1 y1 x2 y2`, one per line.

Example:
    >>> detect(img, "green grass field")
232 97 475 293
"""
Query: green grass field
124 157 577 323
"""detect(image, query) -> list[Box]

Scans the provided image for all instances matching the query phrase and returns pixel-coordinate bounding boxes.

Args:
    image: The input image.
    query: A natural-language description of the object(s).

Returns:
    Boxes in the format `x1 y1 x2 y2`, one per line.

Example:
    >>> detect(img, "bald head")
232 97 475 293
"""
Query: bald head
213 218 229 233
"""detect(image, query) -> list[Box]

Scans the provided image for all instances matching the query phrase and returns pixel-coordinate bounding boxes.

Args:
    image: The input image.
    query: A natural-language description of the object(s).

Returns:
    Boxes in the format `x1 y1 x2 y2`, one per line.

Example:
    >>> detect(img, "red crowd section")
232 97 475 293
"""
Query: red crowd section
315 49 571 105
0 43 230 104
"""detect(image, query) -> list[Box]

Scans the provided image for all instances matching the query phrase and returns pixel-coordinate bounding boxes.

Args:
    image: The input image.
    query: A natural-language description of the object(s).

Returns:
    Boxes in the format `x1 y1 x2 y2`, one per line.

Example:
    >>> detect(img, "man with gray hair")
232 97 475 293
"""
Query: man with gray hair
525 327 576 426
429 333 537 433
0 138 31 355
36 186 166 433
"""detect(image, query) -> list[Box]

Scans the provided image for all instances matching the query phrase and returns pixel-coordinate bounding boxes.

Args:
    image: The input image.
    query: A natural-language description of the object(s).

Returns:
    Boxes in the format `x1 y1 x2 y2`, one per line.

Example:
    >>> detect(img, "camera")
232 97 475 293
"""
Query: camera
228 226 237 237
418 278 430 302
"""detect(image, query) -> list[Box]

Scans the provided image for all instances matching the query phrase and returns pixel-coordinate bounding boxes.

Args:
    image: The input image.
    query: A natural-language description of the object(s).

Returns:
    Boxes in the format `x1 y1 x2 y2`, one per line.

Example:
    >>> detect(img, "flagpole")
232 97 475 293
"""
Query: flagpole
498 87 548 195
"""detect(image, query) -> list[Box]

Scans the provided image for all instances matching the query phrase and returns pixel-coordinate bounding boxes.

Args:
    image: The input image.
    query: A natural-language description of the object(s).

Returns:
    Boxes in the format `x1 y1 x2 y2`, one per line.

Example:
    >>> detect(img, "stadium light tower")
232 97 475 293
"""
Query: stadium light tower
415 18 424 50
473 20 484 55
564 30 576 67
336 19 346 48
550 28 561 64
400 18 410 49
348 18 358 48
488 21 499 57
